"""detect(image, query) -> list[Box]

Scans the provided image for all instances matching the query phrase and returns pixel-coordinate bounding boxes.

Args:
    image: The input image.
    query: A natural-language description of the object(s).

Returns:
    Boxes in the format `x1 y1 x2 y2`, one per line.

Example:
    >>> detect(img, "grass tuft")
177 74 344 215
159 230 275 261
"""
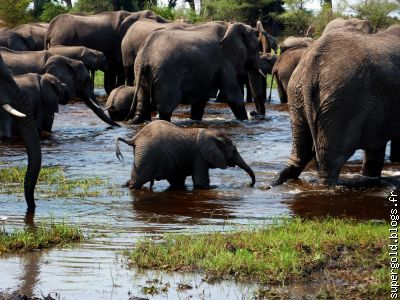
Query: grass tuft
0 165 105 198
0 221 84 254
128 218 388 297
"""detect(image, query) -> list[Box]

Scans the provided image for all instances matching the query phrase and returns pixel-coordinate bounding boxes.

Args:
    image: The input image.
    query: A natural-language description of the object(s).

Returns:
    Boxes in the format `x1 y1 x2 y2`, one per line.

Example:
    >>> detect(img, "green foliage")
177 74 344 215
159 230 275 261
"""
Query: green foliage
151 5 175 20
278 8 313 36
0 0 32 27
40 1 68 22
174 7 205 23
310 3 343 37
72 0 112 14
352 0 400 31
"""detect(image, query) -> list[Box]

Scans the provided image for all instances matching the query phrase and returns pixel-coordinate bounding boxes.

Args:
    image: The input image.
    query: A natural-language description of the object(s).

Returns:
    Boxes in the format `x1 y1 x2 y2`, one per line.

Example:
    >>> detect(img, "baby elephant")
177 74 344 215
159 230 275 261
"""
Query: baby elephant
106 85 135 121
115 120 255 189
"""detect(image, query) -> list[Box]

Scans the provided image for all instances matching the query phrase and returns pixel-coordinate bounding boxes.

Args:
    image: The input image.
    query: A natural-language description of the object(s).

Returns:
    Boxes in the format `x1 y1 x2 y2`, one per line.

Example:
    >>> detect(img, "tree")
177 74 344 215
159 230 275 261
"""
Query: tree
73 0 112 14
0 0 31 27
352 0 400 31
40 1 68 22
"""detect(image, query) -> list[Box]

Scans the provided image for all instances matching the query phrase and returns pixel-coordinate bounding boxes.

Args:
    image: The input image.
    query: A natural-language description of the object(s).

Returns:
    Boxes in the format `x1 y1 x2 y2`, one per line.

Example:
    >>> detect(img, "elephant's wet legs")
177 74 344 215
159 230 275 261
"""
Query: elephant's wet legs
245 79 253 103
190 100 207 121
362 145 386 177
167 175 186 189
124 66 134 86
130 88 151 124
390 139 400 162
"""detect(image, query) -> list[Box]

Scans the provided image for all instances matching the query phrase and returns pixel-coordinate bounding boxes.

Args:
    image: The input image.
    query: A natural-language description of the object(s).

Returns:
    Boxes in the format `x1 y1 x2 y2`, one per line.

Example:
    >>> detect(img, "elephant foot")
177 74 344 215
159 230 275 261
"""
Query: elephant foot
362 162 383 177
271 165 304 186
130 115 149 125
318 177 338 186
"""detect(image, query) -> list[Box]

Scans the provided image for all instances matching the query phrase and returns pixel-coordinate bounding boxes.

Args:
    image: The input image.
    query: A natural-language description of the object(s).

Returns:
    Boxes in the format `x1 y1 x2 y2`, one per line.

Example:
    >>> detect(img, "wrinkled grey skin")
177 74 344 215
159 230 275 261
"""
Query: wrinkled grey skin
268 47 308 104
0 47 117 126
240 52 276 103
7 73 68 137
105 85 135 121
0 54 41 211
322 17 372 35
115 120 255 189
0 28 29 51
256 21 278 54
121 18 191 86
13 22 49 51
272 25 400 186
280 36 313 53
128 22 264 123
45 10 167 94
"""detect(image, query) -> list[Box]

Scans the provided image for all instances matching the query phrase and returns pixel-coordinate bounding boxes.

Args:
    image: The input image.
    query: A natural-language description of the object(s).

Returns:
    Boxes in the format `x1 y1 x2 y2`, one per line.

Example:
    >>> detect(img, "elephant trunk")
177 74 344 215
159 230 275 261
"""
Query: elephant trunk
248 68 265 115
234 152 255 187
16 103 42 211
84 92 120 127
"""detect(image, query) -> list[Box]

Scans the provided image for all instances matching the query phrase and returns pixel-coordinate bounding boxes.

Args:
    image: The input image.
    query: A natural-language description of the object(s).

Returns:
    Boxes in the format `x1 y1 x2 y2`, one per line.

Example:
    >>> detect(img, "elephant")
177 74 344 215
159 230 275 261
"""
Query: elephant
48 45 107 85
0 54 41 211
239 52 276 103
121 18 192 86
272 25 400 186
256 21 278 54
268 47 308 104
322 17 372 35
45 10 167 94
0 28 29 51
115 120 255 189
0 47 117 126
105 85 135 121
13 22 49 51
10 73 68 137
279 36 313 53
127 22 265 124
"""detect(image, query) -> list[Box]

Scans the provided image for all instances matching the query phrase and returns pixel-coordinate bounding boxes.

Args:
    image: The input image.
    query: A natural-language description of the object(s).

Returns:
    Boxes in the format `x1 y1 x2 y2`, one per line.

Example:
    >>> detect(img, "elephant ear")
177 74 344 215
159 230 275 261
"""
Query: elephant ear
220 23 259 72
40 74 61 113
117 15 139 39
197 129 227 169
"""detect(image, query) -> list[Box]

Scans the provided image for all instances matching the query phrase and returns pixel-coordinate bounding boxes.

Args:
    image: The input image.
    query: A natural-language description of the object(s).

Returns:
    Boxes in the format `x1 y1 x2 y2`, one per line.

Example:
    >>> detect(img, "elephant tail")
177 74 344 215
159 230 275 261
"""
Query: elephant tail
268 70 275 103
115 137 135 161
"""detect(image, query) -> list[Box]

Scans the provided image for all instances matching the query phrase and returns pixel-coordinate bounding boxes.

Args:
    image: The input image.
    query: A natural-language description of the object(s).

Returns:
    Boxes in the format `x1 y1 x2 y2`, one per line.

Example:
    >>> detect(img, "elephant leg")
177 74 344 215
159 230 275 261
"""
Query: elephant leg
192 157 210 189
215 90 227 103
116 65 126 87
125 65 134 86
272 110 313 186
190 100 207 121
130 87 152 124
362 145 386 177
104 71 114 95
261 78 267 103
276 76 287 104
167 175 186 189
390 139 400 162
245 79 253 103
91 70 95 88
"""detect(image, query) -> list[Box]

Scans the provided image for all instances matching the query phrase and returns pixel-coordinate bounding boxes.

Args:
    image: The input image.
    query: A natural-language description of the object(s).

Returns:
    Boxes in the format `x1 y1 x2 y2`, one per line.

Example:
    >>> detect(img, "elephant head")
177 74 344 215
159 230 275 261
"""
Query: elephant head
0 54 41 211
43 55 118 126
80 47 108 72
220 22 265 115
197 129 255 187
39 73 67 134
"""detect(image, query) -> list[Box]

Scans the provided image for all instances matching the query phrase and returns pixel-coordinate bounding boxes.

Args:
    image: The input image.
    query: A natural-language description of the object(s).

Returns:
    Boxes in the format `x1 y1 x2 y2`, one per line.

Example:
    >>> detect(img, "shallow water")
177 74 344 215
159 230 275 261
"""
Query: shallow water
0 89 395 299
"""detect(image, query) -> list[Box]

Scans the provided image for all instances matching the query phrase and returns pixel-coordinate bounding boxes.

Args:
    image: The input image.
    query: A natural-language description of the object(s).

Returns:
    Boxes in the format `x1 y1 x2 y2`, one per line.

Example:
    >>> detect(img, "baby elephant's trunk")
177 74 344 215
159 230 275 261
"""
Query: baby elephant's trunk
234 153 256 187
115 137 134 161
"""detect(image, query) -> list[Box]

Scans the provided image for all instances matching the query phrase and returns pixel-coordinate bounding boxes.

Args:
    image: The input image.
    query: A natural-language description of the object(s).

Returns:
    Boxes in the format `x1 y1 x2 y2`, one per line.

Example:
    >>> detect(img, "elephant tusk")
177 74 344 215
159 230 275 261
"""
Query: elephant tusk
102 104 112 112
89 97 102 110
2 104 26 118
258 69 267 78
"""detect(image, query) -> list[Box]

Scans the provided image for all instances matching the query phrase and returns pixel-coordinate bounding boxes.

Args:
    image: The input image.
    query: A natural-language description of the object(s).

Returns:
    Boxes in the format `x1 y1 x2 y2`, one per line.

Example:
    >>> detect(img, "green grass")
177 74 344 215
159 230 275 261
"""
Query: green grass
0 165 105 198
128 218 388 297
0 221 84 254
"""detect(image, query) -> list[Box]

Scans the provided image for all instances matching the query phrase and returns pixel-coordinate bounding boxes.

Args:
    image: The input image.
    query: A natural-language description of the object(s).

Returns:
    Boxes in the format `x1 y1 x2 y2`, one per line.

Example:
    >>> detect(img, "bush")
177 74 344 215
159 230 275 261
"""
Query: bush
151 6 175 21
72 0 112 14
0 0 32 27
40 1 69 22
278 8 313 36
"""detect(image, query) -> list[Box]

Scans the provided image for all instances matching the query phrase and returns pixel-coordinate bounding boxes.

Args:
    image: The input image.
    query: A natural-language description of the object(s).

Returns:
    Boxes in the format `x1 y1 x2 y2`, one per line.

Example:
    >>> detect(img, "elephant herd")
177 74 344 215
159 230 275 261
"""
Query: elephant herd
0 11 399 211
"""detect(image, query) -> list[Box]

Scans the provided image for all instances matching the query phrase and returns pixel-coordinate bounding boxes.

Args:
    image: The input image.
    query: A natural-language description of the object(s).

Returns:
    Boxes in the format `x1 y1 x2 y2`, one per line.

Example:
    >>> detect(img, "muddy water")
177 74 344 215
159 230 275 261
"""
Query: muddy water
0 89 395 299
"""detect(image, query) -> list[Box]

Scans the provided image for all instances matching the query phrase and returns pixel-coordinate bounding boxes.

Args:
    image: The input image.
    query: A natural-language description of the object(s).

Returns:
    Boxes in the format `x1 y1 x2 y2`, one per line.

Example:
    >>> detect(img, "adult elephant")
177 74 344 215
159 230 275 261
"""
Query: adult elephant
322 17 372 35
13 22 49 51
45 10 167 94
0 54 41 211
272 25 400 186
0 48 117 126
279 36 313 53
48 45 107 85
11 73 68 137
128 22 265 123
268 46 308 104
121 18 192 86
0 28 29 51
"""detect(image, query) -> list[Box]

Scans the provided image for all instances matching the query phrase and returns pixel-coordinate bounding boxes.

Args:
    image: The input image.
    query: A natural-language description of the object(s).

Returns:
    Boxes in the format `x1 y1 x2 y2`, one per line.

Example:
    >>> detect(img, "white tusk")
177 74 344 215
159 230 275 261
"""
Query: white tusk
89 98 101 109
258 69 266 78
2 104 26 118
